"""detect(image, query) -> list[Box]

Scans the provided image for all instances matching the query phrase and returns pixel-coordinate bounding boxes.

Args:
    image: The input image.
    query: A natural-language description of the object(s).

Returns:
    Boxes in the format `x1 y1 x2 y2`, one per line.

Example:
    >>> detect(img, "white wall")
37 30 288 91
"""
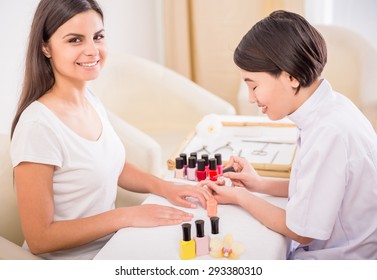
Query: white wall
305 0 377 50
0 0 163 134
0 1 37 134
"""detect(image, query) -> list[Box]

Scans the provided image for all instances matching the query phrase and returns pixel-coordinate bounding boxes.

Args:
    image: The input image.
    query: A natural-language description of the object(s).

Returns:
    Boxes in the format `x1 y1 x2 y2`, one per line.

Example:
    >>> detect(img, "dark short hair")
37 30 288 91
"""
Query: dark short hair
234 10 327 88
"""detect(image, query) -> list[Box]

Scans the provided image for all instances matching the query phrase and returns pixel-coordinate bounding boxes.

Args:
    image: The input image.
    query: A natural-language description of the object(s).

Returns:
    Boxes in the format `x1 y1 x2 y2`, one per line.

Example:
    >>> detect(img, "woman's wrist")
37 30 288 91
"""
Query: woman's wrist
244 174 265 193
235 188 251 206
153 179 174 199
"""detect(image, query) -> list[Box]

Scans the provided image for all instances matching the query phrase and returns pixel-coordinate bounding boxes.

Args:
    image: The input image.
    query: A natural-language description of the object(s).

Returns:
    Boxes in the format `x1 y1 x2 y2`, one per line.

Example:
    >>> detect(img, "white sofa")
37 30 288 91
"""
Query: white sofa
89 53 236 170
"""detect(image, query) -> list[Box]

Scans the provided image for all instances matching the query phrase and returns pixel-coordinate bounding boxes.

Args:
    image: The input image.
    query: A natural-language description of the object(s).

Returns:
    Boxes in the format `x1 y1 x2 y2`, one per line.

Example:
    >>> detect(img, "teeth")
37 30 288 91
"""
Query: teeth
79 61 98 67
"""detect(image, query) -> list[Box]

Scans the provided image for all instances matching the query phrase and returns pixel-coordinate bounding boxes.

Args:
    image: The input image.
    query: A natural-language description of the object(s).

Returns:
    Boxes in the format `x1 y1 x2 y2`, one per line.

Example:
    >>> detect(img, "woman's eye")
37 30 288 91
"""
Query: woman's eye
94 34 105 41
68 37 81 43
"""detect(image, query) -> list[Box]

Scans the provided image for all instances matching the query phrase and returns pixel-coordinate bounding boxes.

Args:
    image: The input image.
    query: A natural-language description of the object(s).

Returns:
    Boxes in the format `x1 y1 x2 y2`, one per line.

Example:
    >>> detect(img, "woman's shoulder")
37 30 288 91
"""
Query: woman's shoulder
19 101 50 123
16 101 59 134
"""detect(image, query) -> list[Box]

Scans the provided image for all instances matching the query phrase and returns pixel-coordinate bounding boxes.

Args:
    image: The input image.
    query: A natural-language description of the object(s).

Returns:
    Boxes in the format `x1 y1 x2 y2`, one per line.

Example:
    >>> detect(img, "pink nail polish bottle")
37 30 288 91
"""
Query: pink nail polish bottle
187 156 197 181
190 152 197 162
180 153 188 176
175 157 185 179
196 159 206 181
194 220 209 256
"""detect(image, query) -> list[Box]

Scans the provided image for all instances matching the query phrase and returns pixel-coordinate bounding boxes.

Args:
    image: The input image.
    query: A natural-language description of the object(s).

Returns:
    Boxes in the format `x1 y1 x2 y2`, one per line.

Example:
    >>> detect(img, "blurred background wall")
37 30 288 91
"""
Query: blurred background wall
1 0 376 134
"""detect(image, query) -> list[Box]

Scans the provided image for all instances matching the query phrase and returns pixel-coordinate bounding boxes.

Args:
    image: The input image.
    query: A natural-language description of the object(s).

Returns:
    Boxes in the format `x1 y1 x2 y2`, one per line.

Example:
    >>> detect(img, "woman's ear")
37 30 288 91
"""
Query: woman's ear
288 74 300 89
281 71 300 89
42 43 51 58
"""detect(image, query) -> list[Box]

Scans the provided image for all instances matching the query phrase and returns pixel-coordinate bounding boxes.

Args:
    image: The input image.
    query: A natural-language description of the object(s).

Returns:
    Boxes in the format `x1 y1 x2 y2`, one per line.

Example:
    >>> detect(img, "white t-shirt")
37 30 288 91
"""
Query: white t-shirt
10 90 126 259
286 79 377 259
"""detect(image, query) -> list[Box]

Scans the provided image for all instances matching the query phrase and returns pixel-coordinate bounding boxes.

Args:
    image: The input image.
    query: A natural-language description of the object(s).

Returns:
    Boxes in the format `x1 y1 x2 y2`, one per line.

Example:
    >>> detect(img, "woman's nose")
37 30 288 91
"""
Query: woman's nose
84 40 99 56
248 91 257 104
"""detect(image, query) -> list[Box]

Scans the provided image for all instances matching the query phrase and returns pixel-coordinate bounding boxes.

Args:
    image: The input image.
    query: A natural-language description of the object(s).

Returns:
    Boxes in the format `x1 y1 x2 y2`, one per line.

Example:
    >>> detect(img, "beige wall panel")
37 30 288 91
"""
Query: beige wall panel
164 0 304 112
189 0 264 109
189 0 304 111
164 0 192 79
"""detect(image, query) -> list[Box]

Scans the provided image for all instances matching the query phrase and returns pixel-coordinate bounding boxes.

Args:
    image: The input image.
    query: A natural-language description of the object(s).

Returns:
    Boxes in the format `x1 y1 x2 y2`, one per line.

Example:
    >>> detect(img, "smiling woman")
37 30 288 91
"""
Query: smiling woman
9 0 212 260
204 10 377 259
41 11 106 85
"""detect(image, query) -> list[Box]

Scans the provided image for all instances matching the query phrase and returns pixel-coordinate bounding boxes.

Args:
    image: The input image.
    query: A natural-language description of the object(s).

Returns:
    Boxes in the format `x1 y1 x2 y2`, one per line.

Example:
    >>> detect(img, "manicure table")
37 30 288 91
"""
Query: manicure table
94 188 290 260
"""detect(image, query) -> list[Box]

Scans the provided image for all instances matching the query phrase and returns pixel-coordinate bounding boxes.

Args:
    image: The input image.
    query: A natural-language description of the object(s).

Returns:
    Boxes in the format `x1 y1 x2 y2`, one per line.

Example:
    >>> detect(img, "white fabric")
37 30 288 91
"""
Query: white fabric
10 90 125 259
286 79 377 259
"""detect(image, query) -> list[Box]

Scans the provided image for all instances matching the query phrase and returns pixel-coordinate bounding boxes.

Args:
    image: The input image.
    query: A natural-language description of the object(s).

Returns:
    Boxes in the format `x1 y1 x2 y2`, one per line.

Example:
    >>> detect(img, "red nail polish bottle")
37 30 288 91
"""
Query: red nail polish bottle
208 158 218 181
201 154 209 177
215 153 223 175
196 159 206 181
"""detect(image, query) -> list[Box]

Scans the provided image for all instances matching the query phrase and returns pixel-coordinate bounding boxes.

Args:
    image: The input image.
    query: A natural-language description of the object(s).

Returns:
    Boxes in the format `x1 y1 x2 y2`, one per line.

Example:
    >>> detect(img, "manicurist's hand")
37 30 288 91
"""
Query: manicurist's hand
222 156 264 192
122 204 194 227
199 180 248 205
163 184 213 209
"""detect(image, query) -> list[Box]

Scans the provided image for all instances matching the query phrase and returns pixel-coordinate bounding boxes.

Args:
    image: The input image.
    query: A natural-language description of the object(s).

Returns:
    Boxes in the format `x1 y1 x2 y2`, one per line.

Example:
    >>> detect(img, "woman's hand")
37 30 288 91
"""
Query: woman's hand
222 156 264 192
122 204 194 227
199 180 248 205
163 184 213 209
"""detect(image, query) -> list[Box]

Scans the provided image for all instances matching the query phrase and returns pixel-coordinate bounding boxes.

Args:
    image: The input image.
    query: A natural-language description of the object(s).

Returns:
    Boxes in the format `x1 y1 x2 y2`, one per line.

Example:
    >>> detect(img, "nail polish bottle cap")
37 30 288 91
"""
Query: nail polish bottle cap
197 159 205 171
182 223 192 241
179 153 187 166
188 156 196 168
195 220 205 238
214 153 222 165
190 152 197 159
175 157 184 169
201 154 209 165
209 158 217 170
210 216 219 234
222 166 235 173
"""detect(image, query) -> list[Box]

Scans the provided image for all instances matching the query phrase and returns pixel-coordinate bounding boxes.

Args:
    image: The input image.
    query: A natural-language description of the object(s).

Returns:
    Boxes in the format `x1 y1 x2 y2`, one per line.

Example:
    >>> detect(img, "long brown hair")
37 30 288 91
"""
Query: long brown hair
10 0 103 138
234 10 327 89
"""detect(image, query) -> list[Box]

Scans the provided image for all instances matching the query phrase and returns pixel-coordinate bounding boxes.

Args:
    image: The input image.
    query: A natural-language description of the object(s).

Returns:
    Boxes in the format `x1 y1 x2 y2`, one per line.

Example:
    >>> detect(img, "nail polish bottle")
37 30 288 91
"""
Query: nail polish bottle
194 220 209 256
190 152 197 161
214 153 223 175
207 196 218 217
196 159 207 181
201 154 209 177
175 157 185 179
209 216 223 258
210 217 221 240
179 153 188 176
208 158 218 181
179 223 196 260
210 216 220 237
187 156 197 181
